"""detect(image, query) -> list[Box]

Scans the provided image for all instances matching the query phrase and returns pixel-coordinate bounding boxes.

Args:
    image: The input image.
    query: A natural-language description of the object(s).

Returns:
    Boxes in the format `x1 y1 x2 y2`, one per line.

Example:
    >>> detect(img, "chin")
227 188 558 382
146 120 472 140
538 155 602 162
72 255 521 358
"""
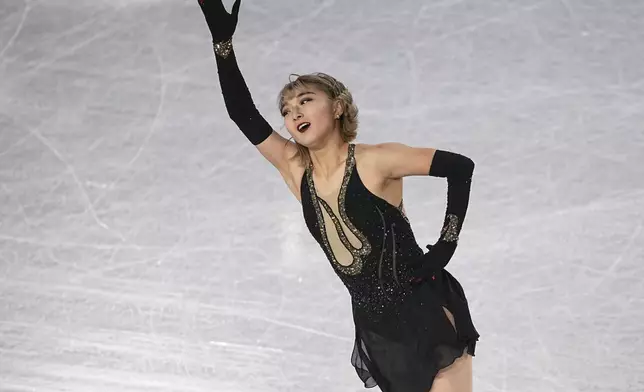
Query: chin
294 136 315 148
293 127 333 148
293 129 317 145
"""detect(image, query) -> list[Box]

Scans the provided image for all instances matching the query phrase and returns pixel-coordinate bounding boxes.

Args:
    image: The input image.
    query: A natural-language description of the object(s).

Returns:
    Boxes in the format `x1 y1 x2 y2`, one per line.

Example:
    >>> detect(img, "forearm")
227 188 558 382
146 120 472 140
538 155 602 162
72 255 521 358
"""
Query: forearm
430 150 474 243
214 43 272 145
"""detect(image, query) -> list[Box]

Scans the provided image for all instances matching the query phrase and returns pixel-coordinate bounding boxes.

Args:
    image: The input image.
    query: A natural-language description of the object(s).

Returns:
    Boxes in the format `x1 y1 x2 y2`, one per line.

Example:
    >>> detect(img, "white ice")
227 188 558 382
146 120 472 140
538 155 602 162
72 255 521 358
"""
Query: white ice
1 0 643 391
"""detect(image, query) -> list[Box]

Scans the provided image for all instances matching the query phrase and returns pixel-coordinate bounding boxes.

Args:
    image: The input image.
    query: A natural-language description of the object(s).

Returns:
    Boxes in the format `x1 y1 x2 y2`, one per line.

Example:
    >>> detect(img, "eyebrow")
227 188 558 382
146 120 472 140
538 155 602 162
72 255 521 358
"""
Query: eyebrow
281 91 316 111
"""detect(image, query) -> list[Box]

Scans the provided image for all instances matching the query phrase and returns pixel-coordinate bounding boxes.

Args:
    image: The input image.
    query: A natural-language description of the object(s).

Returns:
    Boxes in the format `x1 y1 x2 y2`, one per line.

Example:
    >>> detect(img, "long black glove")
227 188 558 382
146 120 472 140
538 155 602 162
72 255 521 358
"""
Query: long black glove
410 150 474 282
198 0 272 145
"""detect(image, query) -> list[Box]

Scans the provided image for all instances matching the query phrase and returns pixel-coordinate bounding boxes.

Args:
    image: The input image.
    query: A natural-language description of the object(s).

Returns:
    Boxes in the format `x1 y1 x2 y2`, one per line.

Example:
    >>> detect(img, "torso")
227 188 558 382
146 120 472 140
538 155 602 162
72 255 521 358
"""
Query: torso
296 142 422 311
279 143 480 387
283 143 404 211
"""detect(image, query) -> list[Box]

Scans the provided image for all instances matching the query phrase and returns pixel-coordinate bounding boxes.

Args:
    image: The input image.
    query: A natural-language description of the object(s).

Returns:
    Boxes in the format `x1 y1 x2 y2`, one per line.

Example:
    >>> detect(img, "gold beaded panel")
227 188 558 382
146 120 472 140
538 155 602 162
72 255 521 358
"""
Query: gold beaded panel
305 144 372 276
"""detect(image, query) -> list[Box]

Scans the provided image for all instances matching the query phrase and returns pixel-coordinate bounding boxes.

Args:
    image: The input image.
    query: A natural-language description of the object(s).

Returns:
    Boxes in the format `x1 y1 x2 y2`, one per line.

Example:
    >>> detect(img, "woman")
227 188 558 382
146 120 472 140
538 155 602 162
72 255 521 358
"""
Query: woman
197 1 480 391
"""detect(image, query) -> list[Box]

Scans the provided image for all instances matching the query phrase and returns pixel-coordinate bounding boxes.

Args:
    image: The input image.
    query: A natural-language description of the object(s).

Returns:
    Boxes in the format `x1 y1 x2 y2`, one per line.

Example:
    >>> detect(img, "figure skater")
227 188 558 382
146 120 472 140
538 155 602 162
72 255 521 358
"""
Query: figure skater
197 1 480 391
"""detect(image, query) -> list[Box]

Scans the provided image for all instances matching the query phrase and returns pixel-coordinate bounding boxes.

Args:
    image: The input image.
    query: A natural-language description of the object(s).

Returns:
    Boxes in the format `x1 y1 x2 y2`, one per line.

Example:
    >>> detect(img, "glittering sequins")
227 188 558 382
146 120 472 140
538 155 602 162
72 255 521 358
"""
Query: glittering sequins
301 144 426 316
213 37 233 59
305 144 372 276
440 213 460 242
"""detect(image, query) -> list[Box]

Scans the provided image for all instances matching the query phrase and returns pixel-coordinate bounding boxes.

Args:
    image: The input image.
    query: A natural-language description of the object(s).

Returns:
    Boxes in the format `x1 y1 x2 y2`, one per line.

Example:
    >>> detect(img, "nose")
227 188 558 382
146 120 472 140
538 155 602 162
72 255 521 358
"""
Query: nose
291 108 302 120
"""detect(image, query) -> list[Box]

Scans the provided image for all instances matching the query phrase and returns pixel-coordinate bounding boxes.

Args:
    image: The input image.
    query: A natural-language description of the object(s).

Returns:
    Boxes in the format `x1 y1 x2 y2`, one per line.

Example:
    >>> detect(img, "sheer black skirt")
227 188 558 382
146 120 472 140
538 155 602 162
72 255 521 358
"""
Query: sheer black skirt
350 269 479 392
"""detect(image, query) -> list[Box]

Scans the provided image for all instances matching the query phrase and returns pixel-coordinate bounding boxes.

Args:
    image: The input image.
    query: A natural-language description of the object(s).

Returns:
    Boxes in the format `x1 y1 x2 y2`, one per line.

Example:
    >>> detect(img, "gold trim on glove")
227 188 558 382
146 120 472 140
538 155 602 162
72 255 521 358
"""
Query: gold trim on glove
214 37 233 59
440 214 460 242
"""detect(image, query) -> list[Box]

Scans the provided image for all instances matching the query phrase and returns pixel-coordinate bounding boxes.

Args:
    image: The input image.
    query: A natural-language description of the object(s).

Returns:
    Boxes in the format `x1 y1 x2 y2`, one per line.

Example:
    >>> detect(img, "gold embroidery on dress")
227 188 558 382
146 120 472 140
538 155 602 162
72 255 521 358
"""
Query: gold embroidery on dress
306 144 372 275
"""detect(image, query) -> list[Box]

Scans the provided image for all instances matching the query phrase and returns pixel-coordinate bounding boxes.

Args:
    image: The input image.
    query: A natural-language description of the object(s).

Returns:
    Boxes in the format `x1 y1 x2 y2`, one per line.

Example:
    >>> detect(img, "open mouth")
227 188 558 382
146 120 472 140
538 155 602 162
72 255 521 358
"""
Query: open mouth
297 122 311 133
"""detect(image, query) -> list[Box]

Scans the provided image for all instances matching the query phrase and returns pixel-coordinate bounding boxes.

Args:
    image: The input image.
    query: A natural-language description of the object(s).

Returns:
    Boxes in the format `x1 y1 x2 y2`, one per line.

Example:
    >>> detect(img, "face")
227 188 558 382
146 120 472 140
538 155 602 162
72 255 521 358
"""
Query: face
280 85 341 146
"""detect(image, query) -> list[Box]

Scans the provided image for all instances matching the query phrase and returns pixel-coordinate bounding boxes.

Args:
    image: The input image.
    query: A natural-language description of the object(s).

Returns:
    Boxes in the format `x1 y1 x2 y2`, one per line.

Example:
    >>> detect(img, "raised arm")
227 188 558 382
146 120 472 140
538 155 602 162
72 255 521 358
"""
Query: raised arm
198 0 296 175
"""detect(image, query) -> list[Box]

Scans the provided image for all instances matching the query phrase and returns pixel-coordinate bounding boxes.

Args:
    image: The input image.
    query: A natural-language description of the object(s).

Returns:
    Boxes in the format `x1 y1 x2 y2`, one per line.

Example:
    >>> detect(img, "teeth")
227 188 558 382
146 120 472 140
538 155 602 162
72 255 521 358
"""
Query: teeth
298 123 310 131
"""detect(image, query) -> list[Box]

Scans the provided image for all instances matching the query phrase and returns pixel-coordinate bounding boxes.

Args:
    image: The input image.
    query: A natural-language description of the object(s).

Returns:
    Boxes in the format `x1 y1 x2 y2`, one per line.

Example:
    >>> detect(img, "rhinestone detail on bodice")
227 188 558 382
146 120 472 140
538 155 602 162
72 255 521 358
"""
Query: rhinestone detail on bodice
304 144 372 276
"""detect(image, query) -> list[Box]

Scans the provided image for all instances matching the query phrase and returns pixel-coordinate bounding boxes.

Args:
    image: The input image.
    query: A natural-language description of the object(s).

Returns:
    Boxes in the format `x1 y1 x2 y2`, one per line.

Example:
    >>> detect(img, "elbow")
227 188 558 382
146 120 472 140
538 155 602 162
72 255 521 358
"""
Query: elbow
429 150 475 179
450 154 474 180
463 156 475 178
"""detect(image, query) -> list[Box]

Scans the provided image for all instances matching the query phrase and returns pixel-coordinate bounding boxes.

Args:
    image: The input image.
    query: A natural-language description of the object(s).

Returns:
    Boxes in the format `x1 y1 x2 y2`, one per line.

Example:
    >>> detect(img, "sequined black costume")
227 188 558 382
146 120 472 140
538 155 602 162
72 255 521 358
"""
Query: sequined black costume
197 1 479 390
301 144 479 391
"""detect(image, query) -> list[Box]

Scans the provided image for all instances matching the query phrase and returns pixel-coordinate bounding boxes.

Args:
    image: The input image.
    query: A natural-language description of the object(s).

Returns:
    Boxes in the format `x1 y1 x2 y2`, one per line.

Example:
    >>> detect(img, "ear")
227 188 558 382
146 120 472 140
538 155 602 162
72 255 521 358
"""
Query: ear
333 100 343 119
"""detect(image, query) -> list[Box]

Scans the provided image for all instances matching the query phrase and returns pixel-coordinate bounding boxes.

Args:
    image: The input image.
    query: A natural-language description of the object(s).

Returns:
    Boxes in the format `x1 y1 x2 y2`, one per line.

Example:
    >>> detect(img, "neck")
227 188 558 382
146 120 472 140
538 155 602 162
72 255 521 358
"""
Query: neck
309 139 349 179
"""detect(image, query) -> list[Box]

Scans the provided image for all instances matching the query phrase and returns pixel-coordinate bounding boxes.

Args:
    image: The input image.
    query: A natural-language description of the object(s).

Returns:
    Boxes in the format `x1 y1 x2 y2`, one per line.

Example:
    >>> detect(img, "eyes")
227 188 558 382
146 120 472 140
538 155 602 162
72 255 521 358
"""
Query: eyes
281 97 312 117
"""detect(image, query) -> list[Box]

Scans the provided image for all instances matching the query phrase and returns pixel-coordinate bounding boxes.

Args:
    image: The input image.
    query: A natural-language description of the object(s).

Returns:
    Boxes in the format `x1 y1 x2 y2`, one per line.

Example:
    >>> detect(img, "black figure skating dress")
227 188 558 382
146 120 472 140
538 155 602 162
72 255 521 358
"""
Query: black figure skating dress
301 143 479 392
195 2 478 389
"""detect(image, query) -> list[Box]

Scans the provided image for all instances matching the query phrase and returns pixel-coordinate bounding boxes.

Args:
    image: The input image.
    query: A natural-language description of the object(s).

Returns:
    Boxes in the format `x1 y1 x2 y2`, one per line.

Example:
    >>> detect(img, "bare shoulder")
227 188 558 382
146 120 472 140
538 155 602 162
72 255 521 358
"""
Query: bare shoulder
354 142 385 179
355 142 436 179
353 142 379 164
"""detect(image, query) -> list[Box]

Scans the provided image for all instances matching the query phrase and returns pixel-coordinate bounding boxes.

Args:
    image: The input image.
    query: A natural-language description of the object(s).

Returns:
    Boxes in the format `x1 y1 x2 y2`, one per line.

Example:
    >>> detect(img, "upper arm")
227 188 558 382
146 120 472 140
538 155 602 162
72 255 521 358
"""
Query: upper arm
372 142 437 179
255 130 299 179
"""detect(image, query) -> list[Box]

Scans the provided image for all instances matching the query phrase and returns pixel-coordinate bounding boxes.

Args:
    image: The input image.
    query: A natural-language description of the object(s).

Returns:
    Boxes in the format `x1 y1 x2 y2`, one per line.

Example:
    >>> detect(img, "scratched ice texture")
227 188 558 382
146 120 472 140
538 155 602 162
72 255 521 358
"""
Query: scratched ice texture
0 0 643 391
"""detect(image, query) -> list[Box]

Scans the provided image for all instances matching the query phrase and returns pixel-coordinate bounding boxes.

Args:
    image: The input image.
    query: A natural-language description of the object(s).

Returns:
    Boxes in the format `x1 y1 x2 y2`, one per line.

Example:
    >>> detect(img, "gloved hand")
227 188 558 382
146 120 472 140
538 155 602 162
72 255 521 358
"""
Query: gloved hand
198 0 242 43
409 241 457 284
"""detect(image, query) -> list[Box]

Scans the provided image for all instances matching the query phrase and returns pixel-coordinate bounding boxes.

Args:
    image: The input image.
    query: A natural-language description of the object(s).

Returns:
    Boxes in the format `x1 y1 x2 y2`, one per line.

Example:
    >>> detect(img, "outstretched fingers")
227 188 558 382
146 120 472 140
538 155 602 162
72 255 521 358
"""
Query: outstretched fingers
199 0 237 16
231 0 242 17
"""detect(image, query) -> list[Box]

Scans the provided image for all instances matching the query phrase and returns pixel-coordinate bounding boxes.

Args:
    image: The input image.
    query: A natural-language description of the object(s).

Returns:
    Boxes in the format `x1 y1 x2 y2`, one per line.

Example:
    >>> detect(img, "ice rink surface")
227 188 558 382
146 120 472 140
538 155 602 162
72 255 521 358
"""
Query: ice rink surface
1 0 643 391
